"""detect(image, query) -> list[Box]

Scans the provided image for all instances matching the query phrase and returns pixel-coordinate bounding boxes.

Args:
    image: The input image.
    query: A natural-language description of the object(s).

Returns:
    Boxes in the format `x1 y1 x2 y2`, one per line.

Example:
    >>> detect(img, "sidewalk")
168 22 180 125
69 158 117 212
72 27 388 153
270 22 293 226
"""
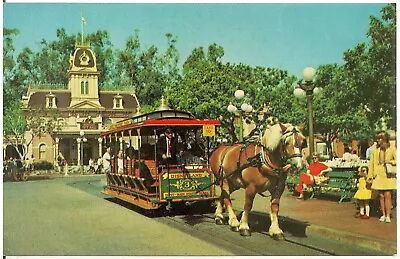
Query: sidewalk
229 189 397 255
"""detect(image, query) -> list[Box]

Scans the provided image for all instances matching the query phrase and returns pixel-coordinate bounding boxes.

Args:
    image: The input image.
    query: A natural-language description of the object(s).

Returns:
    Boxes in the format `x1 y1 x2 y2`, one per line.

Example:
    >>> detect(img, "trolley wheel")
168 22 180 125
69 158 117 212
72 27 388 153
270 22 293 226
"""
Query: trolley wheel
191 200 216 214
204 201 217 213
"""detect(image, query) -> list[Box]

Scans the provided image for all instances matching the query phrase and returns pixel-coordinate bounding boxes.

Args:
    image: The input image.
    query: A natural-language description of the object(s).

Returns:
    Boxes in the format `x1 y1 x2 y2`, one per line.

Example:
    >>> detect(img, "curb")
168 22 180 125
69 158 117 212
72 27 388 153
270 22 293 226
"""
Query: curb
307 224 396 255
238 209 396 255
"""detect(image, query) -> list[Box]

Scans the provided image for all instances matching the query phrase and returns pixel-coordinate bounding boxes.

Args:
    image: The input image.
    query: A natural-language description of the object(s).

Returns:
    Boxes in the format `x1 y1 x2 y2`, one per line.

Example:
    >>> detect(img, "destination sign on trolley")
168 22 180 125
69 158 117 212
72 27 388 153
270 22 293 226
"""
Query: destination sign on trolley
202 124 215 136
108 119 131 130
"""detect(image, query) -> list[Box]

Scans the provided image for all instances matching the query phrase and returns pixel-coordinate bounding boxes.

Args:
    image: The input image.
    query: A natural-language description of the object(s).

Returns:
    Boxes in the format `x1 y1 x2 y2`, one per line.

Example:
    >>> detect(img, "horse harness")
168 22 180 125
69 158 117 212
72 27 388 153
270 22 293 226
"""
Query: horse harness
216 128 302 194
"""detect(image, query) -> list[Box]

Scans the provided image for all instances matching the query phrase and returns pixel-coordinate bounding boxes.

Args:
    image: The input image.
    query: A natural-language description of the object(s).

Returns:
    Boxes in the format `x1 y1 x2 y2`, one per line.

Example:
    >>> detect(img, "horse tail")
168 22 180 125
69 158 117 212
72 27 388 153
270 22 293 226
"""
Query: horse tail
210 145 232 185
216 147 232 185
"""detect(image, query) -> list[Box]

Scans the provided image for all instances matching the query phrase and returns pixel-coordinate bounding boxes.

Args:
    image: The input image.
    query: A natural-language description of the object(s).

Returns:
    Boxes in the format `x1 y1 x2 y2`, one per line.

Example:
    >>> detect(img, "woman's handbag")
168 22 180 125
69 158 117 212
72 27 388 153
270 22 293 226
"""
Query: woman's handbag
385 164 397 178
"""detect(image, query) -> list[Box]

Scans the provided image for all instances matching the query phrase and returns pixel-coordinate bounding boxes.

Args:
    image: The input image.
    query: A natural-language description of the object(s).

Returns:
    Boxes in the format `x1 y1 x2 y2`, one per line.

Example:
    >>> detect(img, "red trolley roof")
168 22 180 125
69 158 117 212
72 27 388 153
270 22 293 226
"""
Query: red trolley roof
101 109 219 137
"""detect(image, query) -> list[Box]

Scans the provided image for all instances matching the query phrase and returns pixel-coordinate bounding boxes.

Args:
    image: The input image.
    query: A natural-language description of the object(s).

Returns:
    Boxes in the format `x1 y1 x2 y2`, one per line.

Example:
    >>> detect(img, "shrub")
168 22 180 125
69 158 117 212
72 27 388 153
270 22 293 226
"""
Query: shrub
33 161 54 170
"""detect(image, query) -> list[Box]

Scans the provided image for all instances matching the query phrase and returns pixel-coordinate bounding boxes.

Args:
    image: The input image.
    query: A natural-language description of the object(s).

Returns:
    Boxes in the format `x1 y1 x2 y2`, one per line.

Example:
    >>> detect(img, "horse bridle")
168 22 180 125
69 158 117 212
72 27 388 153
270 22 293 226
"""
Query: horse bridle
279 128 303 165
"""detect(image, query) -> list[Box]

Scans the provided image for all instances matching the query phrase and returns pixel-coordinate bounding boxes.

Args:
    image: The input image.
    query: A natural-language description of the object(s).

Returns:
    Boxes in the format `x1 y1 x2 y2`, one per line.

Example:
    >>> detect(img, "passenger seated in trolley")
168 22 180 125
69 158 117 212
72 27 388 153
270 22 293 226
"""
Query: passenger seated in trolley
179 141 204 165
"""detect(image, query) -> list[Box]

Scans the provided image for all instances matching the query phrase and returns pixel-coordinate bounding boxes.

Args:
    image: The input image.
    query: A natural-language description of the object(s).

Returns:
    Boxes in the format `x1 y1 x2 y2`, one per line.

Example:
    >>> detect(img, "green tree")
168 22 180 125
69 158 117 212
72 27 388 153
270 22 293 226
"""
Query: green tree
4 3 394 148
14 28 115 87
3 28 24 112
312 64 372 142
302 4 396 148
160 33 181 92
3 104 62 160
87 30 116 86
115 31 180 110
167 44 296 142
114 29 141 89
341 4 396 129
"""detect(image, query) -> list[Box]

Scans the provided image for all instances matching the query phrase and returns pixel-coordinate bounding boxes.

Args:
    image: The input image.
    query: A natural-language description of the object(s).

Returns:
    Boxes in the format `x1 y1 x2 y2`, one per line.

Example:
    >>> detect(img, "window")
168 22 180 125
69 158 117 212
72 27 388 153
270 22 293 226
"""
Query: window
85 81 89 95
113 95 123 109
81 81 89 95
39 144 46 160
81 81 85 94
46 94 56 108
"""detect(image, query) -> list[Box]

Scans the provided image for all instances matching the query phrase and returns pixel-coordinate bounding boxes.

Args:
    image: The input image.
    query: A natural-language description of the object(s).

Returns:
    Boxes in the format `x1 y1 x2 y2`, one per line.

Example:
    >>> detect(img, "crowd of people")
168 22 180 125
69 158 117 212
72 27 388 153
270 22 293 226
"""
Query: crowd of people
295 130 396 224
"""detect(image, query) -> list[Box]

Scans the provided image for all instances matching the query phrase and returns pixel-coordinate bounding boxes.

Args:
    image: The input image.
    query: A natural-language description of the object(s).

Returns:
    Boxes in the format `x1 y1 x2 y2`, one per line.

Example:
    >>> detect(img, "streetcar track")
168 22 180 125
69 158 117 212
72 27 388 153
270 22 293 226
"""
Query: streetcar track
69 177 377 255
162 214 267 256
71 178 335 255
282 236 336 255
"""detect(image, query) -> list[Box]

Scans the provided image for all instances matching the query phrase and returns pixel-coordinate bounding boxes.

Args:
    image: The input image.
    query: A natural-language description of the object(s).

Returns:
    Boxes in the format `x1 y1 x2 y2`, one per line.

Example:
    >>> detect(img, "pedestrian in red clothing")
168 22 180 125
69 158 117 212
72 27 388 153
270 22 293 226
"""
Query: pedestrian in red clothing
296 153 332 199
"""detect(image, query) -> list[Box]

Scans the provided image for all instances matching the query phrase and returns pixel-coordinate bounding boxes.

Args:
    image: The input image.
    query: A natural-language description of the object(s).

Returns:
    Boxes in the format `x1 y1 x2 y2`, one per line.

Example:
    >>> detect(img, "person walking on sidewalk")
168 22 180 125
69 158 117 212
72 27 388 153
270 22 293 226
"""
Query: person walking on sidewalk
368 131 396 223
354 166 372 219
296 153 332 199
95 157 103 174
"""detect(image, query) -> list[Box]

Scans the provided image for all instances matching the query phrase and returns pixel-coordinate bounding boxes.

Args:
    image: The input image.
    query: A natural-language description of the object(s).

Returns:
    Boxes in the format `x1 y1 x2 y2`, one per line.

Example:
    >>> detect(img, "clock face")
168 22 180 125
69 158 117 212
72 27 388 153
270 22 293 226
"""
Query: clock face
73 48 95 68
80 52 89 64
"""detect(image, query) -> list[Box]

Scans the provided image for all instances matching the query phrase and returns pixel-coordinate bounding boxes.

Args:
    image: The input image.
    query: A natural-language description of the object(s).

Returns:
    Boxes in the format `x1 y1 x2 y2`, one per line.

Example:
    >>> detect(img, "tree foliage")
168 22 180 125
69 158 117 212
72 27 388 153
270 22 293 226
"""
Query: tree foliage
166 44 296 142
308 4 396 143
2 4 396 147
342 4 396 129
115 30 181 110
3 104 62 160
3 28 22 111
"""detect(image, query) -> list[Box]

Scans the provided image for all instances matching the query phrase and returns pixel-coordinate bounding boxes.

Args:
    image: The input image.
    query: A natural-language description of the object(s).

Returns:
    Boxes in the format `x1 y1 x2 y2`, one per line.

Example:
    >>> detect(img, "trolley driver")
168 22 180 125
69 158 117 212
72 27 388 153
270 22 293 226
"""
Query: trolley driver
156 128 178 165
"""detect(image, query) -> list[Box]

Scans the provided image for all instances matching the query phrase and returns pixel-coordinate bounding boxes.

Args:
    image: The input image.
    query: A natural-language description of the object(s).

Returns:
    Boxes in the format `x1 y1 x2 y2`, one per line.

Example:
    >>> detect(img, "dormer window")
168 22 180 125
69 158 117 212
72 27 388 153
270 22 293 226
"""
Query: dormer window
113 94 123 109
46 93 57 108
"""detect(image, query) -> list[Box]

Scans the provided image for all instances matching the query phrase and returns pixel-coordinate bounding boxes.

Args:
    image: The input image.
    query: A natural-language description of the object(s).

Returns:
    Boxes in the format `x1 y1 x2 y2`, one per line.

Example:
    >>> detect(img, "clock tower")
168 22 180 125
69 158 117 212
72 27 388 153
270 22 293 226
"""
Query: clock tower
67 43 102 109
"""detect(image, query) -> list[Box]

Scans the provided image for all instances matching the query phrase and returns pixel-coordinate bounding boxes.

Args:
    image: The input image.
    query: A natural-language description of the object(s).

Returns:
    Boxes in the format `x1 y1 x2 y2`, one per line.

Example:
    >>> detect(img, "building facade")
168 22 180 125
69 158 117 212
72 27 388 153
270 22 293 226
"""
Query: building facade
18 43 140 166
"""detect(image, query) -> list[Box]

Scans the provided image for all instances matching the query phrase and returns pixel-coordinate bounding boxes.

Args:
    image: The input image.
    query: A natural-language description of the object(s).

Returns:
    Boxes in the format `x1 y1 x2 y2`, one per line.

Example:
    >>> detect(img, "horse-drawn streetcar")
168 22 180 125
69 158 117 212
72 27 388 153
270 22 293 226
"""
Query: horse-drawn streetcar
100 106 220 212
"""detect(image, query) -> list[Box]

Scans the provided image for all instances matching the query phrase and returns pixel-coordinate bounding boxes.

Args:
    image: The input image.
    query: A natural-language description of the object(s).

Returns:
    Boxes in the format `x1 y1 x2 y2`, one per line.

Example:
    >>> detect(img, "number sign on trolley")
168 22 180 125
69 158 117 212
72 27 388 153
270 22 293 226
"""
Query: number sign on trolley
203 124 215 137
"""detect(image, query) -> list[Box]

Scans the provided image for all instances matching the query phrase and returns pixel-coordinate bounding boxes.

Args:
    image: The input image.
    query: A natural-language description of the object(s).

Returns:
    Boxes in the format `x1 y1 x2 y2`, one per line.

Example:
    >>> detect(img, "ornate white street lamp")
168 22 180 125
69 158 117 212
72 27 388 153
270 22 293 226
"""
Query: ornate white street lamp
78 131 87 171
98 137 103 158
228 89 253 142
293 67 321 156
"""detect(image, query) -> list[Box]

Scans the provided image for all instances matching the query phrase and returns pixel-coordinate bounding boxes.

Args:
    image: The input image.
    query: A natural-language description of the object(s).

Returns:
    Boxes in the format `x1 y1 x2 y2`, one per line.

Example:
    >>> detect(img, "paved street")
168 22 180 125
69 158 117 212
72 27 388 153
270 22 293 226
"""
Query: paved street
3 175 234 256
3 174 393 256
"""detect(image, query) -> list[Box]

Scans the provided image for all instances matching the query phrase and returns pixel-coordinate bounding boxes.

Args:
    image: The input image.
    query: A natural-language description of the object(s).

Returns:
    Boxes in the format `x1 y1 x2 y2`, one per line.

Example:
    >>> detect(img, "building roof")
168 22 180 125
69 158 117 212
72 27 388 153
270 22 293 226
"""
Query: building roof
24 89 139 110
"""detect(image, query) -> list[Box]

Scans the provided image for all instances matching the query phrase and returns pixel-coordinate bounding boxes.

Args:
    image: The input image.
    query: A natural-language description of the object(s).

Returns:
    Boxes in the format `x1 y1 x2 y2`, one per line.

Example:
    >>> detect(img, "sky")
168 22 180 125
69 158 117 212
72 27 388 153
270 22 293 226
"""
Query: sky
2 1 387 77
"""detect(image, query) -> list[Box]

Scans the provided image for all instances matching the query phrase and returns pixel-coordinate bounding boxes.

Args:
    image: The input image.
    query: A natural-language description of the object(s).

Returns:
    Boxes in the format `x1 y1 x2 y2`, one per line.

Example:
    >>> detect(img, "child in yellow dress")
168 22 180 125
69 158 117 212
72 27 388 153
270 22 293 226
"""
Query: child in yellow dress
354 166 372 219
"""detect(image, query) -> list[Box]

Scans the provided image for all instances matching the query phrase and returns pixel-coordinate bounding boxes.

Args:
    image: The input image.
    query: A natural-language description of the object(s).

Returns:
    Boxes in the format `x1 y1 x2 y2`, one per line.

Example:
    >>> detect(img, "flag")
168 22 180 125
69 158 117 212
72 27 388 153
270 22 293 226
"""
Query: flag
81 16 86 25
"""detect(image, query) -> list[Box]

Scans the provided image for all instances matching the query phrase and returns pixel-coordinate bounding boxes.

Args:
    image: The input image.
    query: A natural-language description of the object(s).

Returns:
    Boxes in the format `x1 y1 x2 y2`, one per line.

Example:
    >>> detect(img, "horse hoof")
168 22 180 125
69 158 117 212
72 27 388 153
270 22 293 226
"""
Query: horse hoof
215 217 224 225
271 233 285 241
240 229 251 236
230 226 239 232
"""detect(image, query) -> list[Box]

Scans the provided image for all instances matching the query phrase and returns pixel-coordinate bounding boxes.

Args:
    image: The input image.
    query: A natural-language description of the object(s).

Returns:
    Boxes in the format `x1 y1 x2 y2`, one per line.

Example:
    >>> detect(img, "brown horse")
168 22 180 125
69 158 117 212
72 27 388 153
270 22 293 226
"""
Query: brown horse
210 123 305 240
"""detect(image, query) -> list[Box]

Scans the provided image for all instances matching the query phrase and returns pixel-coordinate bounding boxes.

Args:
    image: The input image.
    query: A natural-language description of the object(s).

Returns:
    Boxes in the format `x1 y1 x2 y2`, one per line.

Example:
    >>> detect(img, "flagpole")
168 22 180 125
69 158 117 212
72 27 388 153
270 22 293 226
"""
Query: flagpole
81 14 84 45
